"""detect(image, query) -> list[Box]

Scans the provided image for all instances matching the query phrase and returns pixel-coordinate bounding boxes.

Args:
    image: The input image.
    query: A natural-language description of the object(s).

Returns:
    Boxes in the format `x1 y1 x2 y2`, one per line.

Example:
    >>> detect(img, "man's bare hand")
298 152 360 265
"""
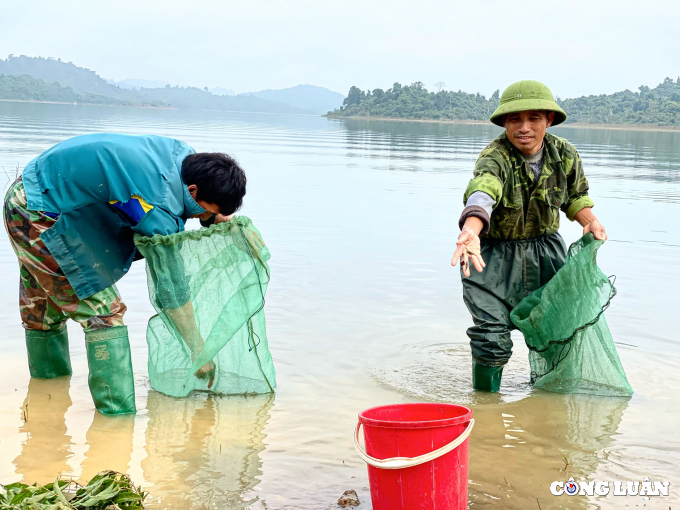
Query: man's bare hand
187 337 216 388
451 226 486 277
583 219 607 241
194 360 216 388
574 208 607 242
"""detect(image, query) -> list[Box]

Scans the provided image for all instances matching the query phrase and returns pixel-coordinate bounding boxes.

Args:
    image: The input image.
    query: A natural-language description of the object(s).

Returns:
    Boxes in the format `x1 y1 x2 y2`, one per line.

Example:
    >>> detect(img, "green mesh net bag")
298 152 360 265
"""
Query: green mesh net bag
134 217 276 398
510 233 633 397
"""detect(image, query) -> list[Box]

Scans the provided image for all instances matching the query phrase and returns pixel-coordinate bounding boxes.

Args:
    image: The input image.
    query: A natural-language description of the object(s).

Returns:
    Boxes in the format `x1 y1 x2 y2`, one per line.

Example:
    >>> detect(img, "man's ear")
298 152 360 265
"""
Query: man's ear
188 184 198 199
546 111 555 128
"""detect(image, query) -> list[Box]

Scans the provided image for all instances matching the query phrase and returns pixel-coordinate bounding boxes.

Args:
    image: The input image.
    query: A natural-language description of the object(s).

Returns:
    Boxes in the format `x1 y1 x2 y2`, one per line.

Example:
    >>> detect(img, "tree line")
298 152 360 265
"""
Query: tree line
328 78 680 126
0 74 166 106
329 82 500 121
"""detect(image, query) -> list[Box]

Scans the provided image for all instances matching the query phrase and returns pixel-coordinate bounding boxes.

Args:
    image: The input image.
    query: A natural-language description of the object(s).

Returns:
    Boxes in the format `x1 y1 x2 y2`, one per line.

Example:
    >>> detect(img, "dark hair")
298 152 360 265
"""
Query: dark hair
181 153 247 215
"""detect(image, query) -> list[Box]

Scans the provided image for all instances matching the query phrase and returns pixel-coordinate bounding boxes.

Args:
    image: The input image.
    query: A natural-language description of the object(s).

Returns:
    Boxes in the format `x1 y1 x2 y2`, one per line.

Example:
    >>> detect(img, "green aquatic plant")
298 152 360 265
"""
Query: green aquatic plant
0 471 146 510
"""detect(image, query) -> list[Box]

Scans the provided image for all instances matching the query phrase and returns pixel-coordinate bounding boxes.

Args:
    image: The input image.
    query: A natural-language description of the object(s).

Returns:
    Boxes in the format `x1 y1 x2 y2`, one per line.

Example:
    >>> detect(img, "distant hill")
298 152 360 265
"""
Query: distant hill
0 73 165 107
0 55 142 102
209 87 236 96
136 85 313 114
0 74 80 103
108 78 236 97
0 55 313 114
244 85 344 114
109 78 169 90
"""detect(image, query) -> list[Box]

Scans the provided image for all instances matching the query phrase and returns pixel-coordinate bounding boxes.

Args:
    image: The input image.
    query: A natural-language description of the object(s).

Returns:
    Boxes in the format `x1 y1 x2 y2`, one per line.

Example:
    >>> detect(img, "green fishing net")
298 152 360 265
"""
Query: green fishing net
510 233 633 397
134 217 276 398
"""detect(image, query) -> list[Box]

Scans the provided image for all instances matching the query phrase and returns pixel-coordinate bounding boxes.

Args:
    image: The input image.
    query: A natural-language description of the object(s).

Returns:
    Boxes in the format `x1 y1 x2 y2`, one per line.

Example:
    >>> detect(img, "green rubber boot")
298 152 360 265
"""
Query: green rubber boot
25 324 72 378
472 359 504 392
85 326 136 415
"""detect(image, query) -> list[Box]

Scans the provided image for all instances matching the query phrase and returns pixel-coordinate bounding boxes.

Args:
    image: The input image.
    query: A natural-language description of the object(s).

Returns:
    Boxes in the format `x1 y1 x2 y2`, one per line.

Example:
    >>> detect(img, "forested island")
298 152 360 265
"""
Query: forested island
328 79 680 126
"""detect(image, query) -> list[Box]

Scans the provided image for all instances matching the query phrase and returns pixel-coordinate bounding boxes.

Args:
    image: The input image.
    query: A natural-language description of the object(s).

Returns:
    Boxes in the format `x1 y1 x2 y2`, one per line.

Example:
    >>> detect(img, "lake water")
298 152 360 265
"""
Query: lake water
0 102 678 509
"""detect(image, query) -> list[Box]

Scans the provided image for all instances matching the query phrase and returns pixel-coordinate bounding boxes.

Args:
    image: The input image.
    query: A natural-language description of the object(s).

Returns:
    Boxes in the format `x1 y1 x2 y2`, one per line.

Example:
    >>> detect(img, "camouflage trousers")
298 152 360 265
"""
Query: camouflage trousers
3 179 127 332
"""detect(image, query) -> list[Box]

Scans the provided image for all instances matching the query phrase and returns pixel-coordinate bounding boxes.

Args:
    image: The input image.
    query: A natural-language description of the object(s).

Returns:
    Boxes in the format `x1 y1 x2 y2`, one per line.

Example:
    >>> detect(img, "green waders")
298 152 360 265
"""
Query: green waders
85 326 136 415
461 233 567 391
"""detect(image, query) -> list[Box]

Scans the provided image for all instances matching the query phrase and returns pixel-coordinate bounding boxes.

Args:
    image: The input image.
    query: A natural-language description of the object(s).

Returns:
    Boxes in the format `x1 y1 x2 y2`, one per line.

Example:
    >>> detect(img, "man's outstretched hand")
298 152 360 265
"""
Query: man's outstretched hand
575 208 607 242
451 226 486 277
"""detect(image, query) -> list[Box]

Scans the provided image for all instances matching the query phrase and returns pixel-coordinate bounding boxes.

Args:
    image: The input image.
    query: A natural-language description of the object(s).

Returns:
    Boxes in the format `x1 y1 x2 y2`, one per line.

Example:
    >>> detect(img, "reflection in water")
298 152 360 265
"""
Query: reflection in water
553 126 680 184
14 377 74 484
563 395 628 475
370 343 534 406
338 118 500 168
371 343 630 508
10 378 273 508
143 392 274 509
338 118 500 140
81 413 135 482
469 394 629 508
336 118 680 206
13 376 136 485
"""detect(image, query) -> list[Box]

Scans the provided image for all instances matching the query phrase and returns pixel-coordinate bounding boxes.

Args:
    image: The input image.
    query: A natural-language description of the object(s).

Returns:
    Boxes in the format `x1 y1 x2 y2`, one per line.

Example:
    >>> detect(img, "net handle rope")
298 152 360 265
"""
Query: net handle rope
526 275 616 384
353 419 474 470
238 223 274 393
525 275 617 354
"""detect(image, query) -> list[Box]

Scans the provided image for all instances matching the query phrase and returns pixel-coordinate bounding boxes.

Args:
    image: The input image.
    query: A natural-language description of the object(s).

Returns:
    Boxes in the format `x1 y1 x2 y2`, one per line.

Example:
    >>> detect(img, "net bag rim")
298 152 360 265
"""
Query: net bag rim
134 215 255 247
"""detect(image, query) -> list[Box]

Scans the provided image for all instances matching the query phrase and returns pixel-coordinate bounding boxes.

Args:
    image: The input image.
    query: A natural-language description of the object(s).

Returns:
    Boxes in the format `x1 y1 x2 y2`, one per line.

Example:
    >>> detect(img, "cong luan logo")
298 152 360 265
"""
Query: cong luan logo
551 478 670 497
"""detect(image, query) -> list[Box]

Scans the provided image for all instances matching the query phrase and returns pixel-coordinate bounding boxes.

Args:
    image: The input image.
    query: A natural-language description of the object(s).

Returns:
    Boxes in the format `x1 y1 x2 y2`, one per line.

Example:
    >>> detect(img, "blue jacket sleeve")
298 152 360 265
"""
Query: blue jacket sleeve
132 208 190 309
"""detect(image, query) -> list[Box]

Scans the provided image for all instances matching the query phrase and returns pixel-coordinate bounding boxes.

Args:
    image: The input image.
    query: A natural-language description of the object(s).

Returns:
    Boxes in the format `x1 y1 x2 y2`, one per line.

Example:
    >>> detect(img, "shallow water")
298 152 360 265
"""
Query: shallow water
0 102 679 509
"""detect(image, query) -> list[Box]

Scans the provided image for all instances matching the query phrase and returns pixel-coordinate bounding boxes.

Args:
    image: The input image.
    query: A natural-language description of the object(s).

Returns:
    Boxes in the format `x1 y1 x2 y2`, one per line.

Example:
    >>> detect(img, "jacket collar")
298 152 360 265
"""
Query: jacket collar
542 132 561 164
182 185 206 218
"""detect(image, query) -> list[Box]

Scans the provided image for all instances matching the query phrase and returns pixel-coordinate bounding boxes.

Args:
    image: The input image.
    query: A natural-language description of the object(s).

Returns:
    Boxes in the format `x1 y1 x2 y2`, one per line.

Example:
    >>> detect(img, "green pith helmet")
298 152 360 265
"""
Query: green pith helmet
490 80 567 127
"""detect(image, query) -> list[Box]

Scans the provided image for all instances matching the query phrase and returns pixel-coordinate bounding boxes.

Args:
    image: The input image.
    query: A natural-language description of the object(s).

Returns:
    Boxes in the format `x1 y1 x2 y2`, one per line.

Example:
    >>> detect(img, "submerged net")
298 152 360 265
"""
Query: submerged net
510 233 633 397
134 217 275 397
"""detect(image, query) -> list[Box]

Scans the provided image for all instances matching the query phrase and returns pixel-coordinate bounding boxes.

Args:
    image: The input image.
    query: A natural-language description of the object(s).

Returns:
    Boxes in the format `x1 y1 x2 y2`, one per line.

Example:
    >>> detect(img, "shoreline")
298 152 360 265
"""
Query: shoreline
324 115 680 132
0 98 175 109
324 115 489 126
2 102 678 131
556 122 680 133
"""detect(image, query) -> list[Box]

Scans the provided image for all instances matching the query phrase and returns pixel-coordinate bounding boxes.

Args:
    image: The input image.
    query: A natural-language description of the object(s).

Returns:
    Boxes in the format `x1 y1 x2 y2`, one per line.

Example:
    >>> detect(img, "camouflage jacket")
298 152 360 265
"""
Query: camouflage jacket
463 132 594 240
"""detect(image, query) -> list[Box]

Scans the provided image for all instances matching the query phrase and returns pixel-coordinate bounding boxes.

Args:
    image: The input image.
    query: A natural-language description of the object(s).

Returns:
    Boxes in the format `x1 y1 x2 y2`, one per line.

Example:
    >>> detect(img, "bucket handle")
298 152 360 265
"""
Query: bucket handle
354 419 475 470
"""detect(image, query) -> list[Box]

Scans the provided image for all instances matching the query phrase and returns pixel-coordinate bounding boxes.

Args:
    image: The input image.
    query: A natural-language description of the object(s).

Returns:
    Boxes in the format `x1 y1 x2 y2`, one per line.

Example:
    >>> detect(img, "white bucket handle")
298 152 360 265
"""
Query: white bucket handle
354 418 475 470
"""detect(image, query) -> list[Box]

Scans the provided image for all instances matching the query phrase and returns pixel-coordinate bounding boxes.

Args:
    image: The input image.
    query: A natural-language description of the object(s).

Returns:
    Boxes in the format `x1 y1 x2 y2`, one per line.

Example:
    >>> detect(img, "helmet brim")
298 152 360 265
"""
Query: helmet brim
490 99 567 127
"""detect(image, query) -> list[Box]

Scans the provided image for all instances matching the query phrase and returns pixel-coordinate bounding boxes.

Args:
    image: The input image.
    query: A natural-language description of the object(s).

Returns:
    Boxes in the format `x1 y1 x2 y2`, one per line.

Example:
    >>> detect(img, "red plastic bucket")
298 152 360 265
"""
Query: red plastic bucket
355 403 473 510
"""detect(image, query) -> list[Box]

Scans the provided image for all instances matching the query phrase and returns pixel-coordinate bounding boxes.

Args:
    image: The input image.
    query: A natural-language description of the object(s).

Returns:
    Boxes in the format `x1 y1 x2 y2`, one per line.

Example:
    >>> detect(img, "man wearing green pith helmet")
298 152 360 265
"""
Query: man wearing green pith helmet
451 80 607 392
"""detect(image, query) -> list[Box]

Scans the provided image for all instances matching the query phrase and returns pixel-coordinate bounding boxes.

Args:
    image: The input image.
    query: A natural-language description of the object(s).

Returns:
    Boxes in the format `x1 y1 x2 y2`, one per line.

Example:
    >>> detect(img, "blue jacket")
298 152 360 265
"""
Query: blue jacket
22 133 205 299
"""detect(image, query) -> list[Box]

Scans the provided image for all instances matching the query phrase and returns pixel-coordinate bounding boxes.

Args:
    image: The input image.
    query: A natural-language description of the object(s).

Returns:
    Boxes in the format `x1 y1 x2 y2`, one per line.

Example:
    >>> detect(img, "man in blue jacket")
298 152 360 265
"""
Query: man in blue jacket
3 133 246 415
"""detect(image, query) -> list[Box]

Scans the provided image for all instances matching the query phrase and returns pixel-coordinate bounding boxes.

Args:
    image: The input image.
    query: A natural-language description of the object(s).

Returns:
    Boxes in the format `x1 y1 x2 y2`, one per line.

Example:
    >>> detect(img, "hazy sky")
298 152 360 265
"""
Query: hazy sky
2 0 678 98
